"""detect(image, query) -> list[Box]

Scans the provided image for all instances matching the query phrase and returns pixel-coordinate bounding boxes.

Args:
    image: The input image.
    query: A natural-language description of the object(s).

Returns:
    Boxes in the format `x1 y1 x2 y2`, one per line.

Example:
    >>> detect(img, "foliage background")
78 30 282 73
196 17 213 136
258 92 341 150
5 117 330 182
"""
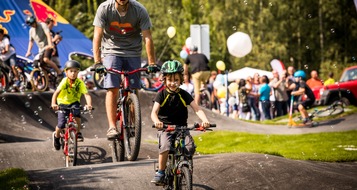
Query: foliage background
44 0 357 80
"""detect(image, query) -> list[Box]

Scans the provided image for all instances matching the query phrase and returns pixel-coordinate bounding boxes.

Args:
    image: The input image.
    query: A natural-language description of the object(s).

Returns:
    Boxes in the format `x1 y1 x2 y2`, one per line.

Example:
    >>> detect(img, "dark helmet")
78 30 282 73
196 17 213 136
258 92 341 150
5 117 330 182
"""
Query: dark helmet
25 16 36 25
64 60 81 71
161 60 184 74
294 70 306 80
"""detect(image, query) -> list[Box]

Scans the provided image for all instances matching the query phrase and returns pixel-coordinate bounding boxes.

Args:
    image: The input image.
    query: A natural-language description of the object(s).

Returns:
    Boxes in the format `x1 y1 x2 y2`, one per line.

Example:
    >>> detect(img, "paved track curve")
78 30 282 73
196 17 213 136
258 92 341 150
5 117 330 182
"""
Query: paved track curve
0 90 356 189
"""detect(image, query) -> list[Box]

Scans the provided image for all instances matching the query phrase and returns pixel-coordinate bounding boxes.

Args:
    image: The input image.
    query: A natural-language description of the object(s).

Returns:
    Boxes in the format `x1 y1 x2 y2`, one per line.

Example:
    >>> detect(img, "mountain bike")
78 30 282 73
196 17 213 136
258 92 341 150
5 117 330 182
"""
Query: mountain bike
29 53 59 92
54 105 93 167
152 123 216 190
92 66 160 162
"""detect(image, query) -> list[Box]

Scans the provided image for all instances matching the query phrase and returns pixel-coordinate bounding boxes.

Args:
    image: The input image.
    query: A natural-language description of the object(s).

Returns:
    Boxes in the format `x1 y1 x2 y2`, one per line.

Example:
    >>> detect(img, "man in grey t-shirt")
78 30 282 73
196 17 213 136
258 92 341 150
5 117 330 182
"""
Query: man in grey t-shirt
92 0 157 139
25 16 63 78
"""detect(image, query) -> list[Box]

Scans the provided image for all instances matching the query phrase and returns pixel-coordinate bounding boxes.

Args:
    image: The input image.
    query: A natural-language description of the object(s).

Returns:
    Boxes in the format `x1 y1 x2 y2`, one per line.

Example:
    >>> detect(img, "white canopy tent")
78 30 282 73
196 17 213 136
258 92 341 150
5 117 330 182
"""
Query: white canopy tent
227 67 273 82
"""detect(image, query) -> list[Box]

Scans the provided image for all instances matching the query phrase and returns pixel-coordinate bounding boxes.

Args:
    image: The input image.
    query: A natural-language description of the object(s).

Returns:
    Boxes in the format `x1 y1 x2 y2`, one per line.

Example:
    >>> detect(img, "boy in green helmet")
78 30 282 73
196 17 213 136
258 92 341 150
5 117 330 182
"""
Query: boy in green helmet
150 60 211 185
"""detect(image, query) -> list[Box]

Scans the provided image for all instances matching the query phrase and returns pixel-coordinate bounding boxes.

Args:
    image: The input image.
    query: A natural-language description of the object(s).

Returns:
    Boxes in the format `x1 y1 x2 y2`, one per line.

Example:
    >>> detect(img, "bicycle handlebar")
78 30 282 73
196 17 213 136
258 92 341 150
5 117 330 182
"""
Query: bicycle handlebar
52 105 94 114
152 123 216 132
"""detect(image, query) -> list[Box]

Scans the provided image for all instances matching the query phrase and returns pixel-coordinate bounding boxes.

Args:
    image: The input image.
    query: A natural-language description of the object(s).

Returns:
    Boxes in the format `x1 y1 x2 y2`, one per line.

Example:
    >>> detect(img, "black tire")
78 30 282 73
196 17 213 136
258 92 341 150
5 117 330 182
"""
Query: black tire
315 104 344 117
200 89 212 109
0 68 10 92
177 166 192 190
65 130 77 167
123 93 141 161
93 72 105 89
112 139 125 162
30 68 48 92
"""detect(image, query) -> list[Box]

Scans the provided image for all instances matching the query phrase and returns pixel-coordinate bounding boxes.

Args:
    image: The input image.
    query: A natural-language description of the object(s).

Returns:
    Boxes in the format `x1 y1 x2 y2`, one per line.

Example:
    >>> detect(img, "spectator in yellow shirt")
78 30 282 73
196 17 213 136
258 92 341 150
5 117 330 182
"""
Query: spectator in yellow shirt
324 72 335 86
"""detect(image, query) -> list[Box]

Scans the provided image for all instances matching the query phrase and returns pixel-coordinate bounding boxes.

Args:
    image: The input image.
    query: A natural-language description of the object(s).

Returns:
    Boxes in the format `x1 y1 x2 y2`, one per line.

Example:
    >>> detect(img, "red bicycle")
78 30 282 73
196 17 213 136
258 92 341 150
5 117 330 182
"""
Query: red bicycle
54 105 93 167
93 66 159 162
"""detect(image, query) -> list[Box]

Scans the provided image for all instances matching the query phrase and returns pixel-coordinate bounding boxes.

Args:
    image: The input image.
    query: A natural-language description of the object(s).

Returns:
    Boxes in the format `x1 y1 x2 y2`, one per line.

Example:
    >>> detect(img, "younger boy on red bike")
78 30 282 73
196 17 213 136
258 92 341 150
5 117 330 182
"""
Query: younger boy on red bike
51 60 92 150
150 60 211 185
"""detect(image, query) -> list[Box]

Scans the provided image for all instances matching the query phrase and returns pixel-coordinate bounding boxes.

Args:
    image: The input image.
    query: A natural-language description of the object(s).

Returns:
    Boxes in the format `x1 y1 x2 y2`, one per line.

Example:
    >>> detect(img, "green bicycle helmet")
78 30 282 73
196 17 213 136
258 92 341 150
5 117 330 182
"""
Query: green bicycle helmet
294 70 306 80
64 60 81 71
161 60 184 74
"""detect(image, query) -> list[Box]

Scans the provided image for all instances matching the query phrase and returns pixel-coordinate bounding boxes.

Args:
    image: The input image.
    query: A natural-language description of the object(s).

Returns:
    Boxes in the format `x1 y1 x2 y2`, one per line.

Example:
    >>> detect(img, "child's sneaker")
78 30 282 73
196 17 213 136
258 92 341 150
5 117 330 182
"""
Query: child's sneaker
77 132 84 142
151 171 165 185
53 132 61 150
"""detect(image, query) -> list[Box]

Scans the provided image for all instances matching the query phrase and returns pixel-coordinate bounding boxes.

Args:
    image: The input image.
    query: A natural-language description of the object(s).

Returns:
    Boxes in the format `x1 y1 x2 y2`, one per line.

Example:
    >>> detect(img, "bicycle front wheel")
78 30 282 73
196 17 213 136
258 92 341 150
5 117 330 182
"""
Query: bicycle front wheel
123 93 141 161
0 68 10 92
315 104 344 118
93 72 105 89
112 139 124 162
30 68 48 92
65 130 77 167
177 166 192 190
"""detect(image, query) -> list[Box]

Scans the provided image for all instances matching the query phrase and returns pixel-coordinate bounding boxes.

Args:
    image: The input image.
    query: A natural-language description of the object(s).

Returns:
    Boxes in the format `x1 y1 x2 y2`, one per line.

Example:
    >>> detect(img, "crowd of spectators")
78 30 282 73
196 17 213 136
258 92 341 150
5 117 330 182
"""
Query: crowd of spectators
181 66 330 121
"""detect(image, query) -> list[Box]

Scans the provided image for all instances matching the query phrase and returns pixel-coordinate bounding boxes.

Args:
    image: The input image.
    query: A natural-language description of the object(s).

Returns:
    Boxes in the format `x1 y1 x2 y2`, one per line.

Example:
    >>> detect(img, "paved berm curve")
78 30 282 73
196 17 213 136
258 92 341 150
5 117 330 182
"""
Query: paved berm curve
0 90 356 189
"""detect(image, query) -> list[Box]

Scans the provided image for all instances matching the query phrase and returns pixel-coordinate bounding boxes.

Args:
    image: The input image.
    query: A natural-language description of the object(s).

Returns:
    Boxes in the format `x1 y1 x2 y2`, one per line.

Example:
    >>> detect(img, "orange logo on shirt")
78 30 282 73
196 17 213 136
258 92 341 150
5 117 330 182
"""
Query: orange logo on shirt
109 21 134 34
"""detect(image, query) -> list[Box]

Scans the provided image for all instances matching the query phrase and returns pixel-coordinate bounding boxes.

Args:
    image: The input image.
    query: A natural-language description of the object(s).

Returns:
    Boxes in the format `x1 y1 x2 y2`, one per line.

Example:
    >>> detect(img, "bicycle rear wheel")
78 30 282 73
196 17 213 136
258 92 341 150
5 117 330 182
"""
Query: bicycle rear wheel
30 68 48 92
65 130 77 167
315 104 344 117
123 93 141 161
112 138 124 162
177 166 192 190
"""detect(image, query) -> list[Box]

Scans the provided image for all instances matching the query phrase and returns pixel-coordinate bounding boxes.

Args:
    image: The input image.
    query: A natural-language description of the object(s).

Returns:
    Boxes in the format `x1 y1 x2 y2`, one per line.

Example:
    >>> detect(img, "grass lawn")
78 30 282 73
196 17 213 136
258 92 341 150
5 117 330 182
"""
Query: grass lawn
194 130 357 162
0 168 29 190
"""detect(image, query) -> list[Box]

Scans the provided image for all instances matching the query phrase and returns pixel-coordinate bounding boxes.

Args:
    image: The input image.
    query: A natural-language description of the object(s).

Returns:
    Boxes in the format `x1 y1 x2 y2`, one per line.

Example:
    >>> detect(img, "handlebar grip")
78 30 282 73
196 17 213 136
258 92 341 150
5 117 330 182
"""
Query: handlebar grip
210 124 216 128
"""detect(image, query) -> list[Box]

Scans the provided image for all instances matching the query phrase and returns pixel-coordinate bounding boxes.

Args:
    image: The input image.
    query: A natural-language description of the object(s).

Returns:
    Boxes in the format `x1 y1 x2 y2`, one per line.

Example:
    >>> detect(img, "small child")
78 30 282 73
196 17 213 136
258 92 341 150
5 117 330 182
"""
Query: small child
291 70 315 125
51 60 92 150
150 60 210 185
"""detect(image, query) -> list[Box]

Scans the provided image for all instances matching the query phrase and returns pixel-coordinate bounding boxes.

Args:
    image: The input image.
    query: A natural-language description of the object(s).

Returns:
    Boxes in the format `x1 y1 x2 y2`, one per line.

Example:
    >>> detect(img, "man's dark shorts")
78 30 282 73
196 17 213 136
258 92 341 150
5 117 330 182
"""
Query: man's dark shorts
57 102 81 129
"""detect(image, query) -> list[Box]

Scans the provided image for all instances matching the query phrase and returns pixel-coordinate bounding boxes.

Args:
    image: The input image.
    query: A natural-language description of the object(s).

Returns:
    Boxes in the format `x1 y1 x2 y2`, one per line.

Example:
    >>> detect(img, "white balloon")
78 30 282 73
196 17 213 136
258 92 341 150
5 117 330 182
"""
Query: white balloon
227 32 253 58
213 80 224 89
228 97 236 106
185 37 193 50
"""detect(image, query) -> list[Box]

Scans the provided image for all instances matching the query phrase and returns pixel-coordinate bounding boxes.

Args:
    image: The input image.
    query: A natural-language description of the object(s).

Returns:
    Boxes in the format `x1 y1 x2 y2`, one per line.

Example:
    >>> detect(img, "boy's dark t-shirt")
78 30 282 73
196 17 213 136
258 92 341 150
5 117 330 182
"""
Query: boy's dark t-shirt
154 89 194 126
294 80 315 101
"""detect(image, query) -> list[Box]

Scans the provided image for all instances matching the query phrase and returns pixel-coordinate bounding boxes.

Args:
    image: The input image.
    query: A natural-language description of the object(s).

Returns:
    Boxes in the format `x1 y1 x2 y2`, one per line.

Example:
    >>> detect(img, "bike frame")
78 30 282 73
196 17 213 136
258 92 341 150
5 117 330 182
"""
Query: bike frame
62 111 77 156
108 68 147 139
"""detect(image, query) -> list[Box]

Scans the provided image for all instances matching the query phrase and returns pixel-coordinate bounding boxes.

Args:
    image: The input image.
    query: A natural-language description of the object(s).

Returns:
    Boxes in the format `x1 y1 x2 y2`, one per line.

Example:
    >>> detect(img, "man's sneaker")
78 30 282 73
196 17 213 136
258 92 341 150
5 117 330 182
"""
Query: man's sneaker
77 132 84 142
53 132 61 150
151 172 165 185
107 127 119 140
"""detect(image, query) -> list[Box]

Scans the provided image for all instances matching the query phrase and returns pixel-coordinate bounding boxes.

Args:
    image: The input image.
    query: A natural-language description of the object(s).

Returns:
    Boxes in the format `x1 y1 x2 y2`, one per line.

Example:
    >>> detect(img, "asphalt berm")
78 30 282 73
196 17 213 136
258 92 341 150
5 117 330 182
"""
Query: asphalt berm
0 90 356 189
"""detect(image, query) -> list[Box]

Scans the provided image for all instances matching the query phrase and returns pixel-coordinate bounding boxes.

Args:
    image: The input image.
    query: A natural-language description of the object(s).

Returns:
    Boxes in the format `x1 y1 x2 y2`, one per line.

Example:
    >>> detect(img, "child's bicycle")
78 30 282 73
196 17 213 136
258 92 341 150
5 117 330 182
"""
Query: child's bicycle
54 105 93 167
152 123 216 190
92 65 160 162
